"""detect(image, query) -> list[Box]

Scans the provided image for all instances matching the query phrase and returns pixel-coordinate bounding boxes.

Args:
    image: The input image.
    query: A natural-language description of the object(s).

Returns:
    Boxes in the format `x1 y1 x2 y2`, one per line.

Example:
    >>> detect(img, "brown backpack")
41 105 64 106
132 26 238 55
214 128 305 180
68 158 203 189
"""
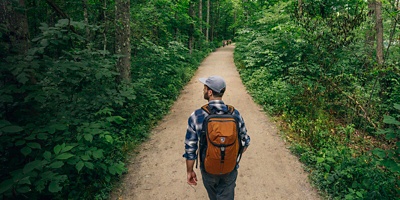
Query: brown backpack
197 104 244 175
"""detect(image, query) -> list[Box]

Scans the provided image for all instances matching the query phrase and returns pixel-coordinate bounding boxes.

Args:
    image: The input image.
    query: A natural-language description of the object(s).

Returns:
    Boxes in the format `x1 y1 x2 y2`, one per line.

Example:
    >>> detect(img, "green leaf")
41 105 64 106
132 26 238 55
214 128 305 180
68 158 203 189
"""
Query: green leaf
0 120 11 128
48 181 62 193
109 162 125 175
61 145 75 153
15 140 26 146
76 161 84 172
324 164 331 172
394 103 400 110
27 142 41 149
25 134 36 140
57 19 69 27
40 39 49 47
81 155 90 161
35 180 45 192
54 145 62 155
23 160 42 174
372 148 386 159
356 191 363 198
95 72 103 79
17 176 31 185
316 157 325 163
37 133 48 140
109 166 116 175
105 135 114 143
16 186 30 193
16 72 29 84
55 153 74 160
43 151 51 160
381 159 400 173
0 95 13 103
345 194 354 200
84 162 94 169
21 147 32 156
0 179 14 194
49 161 64 169
50 123 67 131
326 157 335 163
41 171 56 179
46 125 56 134
106 116 126 124
383 115 400 125
84 134 93 142
1 125 24 133
386 132 397 140
92 149 104 159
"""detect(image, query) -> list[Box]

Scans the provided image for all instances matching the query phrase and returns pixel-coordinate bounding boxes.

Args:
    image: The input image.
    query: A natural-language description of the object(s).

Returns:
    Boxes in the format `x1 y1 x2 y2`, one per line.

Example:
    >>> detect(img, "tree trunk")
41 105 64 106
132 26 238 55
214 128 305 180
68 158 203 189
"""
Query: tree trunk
397 0 400 44
45 0 77 33
0 0 30 55
375 0 384 65
199 0 202 35
214 0 220 40
206 0 210 41
233 10 236 40
82 0 90 39
188 0 195 54
365 0 376 67
243 0 248 23
115 0 131 82
298 0 302 17
210 0 214 41
174 0 178 41
103 0 107 56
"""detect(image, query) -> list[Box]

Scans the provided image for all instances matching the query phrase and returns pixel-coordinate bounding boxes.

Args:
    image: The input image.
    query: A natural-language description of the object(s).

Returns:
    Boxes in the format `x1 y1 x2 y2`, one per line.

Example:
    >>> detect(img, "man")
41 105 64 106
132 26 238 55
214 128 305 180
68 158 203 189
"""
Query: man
183 75 250 200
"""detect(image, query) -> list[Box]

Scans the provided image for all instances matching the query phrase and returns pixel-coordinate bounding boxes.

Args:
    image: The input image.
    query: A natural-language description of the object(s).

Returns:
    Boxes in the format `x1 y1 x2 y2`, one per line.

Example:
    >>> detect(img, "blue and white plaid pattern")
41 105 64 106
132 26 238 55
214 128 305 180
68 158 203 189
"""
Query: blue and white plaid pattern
183 100 250 160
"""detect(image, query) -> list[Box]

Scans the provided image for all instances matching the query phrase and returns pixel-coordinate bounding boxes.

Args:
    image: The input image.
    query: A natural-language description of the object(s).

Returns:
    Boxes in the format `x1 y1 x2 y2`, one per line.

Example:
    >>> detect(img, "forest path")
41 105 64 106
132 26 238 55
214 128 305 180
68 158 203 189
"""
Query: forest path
110 44 320 200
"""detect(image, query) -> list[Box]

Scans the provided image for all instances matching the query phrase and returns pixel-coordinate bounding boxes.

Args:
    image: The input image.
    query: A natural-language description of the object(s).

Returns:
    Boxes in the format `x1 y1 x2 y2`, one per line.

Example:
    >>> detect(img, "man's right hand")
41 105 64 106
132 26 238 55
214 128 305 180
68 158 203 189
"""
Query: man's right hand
187 171 198 185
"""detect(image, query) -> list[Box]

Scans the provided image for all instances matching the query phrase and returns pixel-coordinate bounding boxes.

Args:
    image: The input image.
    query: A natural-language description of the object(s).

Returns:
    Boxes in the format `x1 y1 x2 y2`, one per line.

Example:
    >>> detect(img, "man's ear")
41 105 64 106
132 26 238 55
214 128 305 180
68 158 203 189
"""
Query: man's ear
207 90 213 96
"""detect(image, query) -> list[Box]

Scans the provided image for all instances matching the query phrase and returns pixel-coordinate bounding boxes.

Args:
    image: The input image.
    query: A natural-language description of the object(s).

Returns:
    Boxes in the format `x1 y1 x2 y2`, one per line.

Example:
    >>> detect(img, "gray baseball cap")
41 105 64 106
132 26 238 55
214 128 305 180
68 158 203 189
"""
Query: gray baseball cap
199 76 226 93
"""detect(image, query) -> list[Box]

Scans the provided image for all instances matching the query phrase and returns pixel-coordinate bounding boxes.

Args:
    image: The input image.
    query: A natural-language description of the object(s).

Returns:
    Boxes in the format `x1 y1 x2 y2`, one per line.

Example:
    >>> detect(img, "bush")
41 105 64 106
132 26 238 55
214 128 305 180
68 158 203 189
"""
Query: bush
0 20 209 199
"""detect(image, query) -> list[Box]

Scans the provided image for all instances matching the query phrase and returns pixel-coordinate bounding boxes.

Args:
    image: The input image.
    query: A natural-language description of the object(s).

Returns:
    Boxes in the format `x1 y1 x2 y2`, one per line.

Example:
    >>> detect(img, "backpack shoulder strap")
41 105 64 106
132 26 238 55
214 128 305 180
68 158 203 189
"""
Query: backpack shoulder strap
201 104 211 114
226 105 235 114
201 104 235 114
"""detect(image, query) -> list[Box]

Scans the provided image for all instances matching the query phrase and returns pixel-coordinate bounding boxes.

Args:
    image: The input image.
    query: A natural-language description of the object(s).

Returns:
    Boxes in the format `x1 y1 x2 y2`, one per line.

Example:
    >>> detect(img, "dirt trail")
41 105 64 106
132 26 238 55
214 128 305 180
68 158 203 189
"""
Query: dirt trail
111 45 320 200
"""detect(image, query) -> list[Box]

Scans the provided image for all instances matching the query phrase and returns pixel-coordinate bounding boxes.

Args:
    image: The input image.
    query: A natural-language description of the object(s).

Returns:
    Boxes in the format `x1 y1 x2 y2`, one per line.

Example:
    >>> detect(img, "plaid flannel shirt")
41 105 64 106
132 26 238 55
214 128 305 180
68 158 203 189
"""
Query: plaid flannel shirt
183 100 250 160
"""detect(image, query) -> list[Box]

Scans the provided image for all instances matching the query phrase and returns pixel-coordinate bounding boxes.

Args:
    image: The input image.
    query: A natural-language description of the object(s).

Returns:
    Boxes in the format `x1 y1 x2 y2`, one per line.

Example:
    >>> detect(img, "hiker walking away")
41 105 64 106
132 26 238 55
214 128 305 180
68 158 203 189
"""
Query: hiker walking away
183 76 250 200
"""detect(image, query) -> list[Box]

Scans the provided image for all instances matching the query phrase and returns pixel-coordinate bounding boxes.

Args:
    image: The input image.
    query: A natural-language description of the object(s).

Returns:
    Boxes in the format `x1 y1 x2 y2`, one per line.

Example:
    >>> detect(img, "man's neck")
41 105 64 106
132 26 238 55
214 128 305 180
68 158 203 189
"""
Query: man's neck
208 97 222 101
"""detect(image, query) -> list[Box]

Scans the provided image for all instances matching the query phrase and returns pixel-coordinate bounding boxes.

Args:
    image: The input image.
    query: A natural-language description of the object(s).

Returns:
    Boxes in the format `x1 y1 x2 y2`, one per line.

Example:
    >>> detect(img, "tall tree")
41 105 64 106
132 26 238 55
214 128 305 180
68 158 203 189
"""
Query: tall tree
199 0 203 35
206 0 210 41
375 0 384 64
103 0 108 55
366 0 376 66
0 0 30 55
188 0 195 54
298 0 302 17
115 0 131 82
82 0 90 38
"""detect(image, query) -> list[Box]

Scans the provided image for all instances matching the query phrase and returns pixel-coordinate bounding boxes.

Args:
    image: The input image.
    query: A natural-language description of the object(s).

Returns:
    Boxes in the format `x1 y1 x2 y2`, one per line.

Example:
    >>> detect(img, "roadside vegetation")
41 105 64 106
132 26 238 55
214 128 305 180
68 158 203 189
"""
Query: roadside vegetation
234 1 399 199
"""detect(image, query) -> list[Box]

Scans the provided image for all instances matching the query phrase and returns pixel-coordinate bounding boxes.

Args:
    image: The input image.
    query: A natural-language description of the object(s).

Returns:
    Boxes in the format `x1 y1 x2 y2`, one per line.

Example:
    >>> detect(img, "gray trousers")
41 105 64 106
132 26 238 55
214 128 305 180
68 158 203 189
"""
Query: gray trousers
201 169 238 200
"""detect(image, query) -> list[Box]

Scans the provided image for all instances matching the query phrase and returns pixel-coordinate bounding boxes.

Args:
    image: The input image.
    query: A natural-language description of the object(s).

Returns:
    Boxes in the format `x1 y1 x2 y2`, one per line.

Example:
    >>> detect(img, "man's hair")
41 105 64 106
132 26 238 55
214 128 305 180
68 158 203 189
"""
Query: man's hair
207 86 225 97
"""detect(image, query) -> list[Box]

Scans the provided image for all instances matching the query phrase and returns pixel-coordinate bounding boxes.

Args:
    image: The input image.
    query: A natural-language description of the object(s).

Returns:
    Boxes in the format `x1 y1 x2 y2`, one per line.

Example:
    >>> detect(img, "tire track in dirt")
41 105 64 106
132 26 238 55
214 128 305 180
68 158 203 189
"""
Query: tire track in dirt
110 44 320 200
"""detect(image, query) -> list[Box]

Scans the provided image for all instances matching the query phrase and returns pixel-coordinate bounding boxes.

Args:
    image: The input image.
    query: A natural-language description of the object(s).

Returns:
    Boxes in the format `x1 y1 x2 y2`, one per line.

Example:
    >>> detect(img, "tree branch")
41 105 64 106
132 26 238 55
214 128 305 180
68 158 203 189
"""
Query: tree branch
45 0 77 34
325 77 377 129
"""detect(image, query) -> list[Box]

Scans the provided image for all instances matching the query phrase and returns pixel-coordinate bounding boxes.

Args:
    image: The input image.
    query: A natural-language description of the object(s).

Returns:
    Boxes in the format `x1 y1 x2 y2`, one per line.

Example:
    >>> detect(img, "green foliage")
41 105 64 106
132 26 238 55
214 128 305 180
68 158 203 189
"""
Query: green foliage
235 1 400 199
295 145 399 199
373 104 400 176
0 19 129 199
0 13 209 198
